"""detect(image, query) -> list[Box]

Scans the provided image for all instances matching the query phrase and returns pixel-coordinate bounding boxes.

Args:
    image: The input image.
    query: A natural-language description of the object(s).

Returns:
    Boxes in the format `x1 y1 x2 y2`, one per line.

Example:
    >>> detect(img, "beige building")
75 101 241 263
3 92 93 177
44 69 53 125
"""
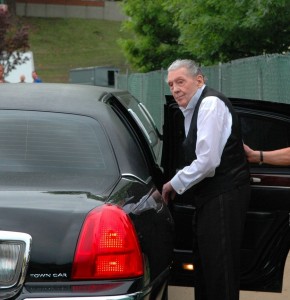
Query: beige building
15 0 127 21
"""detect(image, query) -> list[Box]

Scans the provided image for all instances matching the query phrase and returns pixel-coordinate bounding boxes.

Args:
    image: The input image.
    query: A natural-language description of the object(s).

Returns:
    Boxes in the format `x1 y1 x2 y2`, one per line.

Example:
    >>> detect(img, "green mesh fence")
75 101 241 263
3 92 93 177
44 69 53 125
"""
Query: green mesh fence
116 69 169 132
116 53 290 131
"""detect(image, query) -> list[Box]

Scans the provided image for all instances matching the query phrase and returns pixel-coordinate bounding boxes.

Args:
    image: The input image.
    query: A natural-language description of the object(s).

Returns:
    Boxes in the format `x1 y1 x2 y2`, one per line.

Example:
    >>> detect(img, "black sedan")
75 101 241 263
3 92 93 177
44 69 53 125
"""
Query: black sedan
1 83 290 299
0 83 174 300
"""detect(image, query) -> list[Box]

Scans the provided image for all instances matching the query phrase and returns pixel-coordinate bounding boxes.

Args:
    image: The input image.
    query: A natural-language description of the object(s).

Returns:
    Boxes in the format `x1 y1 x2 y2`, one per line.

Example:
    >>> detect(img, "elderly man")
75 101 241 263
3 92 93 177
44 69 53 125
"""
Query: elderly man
162 59 250 300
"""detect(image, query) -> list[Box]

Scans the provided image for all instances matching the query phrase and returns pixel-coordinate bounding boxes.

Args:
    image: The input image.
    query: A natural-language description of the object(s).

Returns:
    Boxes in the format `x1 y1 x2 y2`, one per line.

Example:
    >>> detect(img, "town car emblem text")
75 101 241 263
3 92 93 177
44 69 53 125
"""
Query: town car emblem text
30 273 68 279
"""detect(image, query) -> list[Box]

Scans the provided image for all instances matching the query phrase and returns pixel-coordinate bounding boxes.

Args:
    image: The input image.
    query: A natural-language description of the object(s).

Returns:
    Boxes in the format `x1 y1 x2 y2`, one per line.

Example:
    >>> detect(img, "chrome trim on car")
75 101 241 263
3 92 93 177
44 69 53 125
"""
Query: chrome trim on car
251 185 290 190
128 108 152 144
24 292 142 300
0 231 32 299
138 103 162 139
122 174 152 185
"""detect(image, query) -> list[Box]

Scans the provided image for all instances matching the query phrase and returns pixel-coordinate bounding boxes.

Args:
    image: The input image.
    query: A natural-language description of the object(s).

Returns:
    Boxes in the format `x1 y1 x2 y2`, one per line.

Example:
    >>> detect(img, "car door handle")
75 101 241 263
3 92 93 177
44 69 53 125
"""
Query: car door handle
251 177 262 183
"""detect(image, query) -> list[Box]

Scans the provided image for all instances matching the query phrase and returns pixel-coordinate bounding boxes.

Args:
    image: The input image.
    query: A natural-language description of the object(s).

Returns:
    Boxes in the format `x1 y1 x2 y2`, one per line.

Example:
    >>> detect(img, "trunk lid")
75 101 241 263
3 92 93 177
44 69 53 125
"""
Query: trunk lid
0 190 105 282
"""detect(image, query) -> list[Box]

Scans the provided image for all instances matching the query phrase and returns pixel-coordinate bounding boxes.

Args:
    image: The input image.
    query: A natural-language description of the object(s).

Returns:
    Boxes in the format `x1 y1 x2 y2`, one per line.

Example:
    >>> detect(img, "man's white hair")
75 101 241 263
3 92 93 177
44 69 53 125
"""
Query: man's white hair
167 59 204 78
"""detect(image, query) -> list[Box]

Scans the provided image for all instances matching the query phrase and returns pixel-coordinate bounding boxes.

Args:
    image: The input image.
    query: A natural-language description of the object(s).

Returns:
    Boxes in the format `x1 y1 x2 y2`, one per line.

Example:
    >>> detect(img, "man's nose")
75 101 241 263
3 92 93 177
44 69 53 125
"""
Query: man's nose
171 83 179 93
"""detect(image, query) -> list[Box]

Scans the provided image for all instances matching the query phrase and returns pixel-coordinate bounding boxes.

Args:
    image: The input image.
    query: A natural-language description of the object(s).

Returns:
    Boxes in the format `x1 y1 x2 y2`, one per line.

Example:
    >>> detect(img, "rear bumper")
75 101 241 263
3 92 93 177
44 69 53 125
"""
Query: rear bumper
18 268 169 300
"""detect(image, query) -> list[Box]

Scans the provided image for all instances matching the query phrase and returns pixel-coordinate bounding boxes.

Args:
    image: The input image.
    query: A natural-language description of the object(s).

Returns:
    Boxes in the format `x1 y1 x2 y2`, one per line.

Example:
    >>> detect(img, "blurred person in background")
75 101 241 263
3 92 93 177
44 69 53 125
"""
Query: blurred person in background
19 74 26 83
32 70 42 83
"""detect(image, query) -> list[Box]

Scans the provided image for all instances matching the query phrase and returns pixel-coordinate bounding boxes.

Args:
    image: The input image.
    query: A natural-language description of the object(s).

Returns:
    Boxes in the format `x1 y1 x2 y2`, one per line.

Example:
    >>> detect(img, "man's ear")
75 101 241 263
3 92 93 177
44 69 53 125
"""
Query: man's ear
196 74 205 87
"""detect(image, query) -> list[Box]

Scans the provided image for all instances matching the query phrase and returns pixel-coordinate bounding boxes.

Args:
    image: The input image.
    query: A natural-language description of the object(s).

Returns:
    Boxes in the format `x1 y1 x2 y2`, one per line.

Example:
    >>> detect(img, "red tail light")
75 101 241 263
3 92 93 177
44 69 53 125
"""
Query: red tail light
72 204 144 280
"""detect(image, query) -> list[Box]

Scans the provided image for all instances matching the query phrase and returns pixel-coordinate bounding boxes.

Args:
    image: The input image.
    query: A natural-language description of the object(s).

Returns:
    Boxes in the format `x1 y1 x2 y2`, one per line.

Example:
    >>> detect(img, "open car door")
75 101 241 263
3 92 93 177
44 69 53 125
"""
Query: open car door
163 95 290 292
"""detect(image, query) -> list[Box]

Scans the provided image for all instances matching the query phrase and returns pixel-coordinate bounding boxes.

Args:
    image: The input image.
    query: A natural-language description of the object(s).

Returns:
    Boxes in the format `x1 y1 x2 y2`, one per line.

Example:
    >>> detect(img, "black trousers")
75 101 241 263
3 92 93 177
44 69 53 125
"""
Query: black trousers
193 184 250 300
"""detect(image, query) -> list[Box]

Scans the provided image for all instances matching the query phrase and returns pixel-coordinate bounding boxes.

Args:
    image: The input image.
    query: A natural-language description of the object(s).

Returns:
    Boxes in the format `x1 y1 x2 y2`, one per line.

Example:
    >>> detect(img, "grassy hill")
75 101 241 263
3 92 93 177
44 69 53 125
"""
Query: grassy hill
22 17 130 83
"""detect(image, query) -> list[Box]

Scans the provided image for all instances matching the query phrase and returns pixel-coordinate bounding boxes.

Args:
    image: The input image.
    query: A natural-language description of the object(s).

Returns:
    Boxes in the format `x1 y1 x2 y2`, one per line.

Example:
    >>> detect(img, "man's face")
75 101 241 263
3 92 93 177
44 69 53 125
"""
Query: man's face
167 67 203 108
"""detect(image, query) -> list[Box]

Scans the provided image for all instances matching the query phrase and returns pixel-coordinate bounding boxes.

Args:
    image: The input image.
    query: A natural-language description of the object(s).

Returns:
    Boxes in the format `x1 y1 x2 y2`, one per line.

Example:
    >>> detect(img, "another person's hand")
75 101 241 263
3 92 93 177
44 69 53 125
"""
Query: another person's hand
162 181 176 204
243 144 258 163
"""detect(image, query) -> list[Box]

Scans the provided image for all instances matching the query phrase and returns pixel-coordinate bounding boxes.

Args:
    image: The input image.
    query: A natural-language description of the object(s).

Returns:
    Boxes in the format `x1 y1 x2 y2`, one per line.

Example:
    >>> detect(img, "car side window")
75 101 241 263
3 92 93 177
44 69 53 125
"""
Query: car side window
115 94 162 164
239 113 290 151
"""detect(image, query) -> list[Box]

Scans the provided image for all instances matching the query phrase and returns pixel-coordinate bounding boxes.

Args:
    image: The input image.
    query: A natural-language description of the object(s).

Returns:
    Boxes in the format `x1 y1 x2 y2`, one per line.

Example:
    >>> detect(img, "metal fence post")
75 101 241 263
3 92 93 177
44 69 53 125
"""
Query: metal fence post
218 62 222 92
126 69 129 91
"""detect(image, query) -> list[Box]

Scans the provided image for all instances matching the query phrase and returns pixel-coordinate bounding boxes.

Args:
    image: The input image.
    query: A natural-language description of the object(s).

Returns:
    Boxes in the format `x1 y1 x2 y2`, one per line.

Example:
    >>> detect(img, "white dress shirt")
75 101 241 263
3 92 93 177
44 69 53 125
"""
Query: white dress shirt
171 85 232 195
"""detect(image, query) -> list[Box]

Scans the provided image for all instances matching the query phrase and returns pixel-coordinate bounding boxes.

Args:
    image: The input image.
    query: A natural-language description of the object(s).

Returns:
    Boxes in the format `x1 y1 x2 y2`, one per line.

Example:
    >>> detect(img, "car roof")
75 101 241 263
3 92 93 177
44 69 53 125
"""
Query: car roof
0 83 125 116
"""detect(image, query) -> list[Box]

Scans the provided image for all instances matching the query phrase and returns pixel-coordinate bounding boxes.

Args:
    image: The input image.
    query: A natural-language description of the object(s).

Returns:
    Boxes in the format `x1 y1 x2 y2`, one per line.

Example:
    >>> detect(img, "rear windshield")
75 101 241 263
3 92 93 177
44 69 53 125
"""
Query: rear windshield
0 110 119 193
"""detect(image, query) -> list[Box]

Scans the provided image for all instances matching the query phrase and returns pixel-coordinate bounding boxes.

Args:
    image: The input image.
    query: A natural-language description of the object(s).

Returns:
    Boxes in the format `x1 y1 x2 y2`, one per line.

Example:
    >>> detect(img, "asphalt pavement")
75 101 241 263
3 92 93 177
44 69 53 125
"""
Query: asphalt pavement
169 253 290 300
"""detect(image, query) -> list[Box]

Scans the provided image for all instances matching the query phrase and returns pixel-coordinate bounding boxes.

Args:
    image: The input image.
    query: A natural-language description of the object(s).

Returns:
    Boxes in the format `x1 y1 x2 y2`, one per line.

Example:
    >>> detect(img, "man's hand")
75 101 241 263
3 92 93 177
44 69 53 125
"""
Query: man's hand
162 181 176 204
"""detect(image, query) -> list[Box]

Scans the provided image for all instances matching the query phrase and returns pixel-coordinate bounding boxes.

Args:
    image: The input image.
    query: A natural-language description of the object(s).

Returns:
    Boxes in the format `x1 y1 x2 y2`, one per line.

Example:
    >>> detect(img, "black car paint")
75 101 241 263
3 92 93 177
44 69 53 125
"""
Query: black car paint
0 84 173 299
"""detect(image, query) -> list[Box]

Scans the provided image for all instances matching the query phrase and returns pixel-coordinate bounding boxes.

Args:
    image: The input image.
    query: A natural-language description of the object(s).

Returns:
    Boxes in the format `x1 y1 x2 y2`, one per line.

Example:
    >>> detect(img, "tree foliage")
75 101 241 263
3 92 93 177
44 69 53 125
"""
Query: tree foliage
119 0 194 72
0 9 29 76
168 0 290 65
120 0 290 70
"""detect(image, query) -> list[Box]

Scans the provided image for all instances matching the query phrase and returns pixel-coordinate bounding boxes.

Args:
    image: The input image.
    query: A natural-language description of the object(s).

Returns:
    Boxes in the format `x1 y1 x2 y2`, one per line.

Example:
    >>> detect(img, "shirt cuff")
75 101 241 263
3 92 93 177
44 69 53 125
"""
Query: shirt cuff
171 174 186 195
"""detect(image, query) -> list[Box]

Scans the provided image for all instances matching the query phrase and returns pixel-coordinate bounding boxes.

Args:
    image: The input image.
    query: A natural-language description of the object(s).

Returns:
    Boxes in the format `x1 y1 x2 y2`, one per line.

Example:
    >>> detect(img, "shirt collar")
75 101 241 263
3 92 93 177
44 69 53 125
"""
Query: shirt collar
180 85 206 116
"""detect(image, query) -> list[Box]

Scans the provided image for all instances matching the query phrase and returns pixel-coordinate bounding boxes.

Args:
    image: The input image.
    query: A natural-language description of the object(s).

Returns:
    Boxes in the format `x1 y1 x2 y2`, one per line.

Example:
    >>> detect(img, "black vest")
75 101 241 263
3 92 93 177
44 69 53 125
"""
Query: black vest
180 86 250 206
